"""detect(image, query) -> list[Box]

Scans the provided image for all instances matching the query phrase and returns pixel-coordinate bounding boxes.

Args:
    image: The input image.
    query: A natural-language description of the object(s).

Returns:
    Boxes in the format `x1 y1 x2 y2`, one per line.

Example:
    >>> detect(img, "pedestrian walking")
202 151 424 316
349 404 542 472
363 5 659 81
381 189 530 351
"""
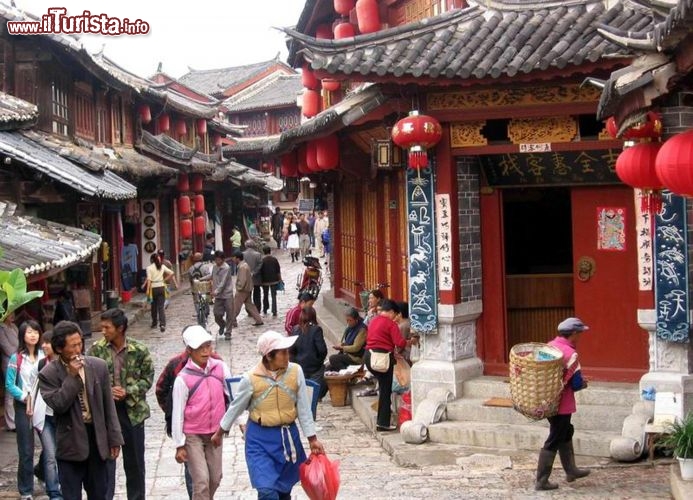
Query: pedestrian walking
270 207 283 249
297 213 311 259
144 253 177 333
231 250 264 327
89 309 153 500
211 330 325 500
0 313 19 431
5 320 44 500
242 240 263 313
314 211 329 258
229 227 242 275
286 216 300 262
535 317 591 490
38 321 123 500
172 326 231 500
289 307 327 413
260 246 282 317
211 251 235 340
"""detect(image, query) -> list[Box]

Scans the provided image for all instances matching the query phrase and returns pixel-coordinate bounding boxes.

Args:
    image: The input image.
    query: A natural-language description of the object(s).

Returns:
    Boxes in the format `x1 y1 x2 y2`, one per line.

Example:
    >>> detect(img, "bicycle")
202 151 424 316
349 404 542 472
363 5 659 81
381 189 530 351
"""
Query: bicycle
192 279 212 327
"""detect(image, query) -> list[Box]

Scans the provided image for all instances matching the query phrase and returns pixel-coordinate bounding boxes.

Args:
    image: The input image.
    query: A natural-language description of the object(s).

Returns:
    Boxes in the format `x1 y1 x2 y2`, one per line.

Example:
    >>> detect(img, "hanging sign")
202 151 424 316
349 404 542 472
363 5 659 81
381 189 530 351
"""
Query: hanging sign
654 191 689 342
435 194 453 291
407 167 438 334
634 189 654 291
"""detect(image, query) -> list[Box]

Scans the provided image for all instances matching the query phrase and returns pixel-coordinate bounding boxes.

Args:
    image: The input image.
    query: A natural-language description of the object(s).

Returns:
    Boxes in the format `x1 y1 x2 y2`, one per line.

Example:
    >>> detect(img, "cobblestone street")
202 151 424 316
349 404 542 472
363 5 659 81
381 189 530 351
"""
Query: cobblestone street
0 249 673 499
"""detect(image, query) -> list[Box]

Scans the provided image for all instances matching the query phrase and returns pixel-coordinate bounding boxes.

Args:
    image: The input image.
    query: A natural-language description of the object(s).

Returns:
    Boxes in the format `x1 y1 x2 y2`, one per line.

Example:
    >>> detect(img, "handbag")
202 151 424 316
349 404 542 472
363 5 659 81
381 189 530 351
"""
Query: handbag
277 280 285 292
369 350 390 373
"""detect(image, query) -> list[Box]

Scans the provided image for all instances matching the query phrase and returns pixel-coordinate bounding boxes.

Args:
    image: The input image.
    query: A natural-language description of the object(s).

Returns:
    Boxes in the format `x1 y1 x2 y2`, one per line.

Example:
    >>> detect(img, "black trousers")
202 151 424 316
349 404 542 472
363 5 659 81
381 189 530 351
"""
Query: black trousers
543 413 574 451
262 284 278 315
365 350 394 428
107 404 146 500
58 424 109 500
252 285 262 312
150 286 166 327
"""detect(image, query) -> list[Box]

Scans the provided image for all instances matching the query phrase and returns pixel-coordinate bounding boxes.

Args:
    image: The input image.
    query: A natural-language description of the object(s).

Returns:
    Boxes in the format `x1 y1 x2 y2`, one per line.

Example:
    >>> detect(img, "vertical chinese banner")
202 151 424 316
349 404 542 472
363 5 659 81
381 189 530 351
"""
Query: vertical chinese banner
407 167 438 333
654 191 689 342
634 189 653 291
435 194 453 291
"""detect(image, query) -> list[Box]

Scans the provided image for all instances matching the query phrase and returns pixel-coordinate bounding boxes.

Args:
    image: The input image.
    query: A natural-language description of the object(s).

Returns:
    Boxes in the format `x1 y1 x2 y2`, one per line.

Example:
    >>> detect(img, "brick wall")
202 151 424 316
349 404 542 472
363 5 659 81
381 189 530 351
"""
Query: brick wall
456 156 482 302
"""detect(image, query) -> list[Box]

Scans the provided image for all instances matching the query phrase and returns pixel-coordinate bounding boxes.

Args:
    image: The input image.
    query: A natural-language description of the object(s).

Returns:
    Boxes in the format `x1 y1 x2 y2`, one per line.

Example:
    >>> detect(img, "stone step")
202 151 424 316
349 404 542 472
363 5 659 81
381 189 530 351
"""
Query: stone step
445 398 631 433
461 375 641 408
427 420 618 457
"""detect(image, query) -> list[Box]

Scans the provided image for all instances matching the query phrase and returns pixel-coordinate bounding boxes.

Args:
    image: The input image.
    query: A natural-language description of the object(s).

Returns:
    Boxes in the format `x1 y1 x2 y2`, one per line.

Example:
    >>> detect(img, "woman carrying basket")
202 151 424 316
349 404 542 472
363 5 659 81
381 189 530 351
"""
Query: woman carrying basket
536 317 591 491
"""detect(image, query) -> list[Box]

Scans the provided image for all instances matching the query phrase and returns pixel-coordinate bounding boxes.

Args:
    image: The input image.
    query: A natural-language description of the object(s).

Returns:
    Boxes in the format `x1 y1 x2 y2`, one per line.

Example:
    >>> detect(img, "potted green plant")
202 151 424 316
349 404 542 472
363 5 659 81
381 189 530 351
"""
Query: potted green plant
661 413 693 480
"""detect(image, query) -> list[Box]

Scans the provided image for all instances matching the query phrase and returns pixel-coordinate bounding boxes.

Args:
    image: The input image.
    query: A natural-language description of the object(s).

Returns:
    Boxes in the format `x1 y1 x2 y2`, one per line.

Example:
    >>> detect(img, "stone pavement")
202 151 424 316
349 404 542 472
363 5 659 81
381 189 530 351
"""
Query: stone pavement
0 246 674 499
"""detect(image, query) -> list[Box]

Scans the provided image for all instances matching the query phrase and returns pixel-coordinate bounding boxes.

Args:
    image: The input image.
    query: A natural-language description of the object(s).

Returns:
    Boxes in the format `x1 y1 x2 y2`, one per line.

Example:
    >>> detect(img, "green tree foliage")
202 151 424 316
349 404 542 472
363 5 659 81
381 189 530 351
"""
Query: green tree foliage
0 248 44 322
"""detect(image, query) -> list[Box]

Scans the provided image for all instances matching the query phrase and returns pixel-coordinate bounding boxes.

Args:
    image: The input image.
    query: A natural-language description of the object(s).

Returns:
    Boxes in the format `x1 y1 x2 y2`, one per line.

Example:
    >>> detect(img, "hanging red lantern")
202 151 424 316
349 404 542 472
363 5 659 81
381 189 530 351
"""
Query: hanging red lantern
297 145 310 174
391 110 443 169
196 118 207 136
194 216 206 236
655 129 693 197
334 20 356 39
315 23 334 39
138 104 152 124
302 89 320 118
180 219 193 239
316 135 339 170
190 174 204 192
193 194 205 214
177 195 191 216
302 64 319 90
280 153 298 177
306 141 319 172
356 0 380 34
158 113 170 132
615 142 663 213
175 120 187 137
177 173 190 192
623 111 662 140
605 117 618 139
334 0 355 15
321 79 341 92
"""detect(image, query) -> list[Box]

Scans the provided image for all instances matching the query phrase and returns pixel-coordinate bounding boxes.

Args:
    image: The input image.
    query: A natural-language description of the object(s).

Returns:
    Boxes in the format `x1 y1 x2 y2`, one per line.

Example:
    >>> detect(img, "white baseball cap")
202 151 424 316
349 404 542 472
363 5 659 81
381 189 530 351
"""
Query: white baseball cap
182 325 213 349
257 330 297 356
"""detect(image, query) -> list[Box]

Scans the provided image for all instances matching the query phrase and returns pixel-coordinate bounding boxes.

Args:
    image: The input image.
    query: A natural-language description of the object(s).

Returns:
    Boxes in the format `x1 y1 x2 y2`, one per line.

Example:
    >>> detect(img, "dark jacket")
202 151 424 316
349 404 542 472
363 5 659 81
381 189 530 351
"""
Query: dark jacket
39 356 124 461
289 324 327 377
260 255 281 285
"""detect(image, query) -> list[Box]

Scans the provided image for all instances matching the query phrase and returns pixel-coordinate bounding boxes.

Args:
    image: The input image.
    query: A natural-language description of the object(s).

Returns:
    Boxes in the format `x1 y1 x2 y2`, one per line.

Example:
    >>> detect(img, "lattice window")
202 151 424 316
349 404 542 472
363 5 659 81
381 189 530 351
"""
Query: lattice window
74 89 94 140
402 0 455 23
238 112 267 137
277 109 301 133
51 79 69 136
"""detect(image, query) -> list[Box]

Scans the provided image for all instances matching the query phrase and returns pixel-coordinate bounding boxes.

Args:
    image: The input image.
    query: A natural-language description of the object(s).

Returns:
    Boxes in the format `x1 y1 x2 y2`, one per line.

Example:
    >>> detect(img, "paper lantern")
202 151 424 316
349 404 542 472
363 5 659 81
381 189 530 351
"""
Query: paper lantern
302 64 319 90
315 23 333 39
297 145 310 174
138 104 151 124
180 219 193 239
605 117 618 139
158 113 170 132
302 89 320 118
391 110 443 169
615 142 663 213
316 135 339 170
193 194 205 214
334 0 355 15
623 111 662 140
194 216 206 236
306 141 319 172
322 79 341 92
356 0 380 34
280 153 298 177
175 120 187 137
655 129 693 196
177 195 191 216
177 173 189 192
190 174 203 192
196 118 207 135
334 20 356 39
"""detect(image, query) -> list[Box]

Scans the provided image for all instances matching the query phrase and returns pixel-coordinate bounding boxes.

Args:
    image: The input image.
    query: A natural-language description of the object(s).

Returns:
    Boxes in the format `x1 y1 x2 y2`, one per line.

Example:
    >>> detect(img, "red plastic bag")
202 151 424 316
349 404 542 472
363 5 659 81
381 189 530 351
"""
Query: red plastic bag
398 390 412 427
299 453 340 500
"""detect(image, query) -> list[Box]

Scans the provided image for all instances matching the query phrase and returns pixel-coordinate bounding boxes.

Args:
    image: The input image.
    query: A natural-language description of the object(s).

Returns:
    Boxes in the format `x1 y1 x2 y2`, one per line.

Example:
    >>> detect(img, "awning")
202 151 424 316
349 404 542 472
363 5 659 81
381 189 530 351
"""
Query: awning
0 201 102 278
0 131 136 200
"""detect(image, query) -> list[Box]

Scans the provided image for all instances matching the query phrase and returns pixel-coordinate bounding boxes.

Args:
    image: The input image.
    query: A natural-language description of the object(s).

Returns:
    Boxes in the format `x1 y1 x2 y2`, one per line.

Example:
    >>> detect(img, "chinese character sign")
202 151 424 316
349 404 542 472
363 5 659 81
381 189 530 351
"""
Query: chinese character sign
435 194 453 291
654 192 689 343
407 167 438 334
634 189 653 291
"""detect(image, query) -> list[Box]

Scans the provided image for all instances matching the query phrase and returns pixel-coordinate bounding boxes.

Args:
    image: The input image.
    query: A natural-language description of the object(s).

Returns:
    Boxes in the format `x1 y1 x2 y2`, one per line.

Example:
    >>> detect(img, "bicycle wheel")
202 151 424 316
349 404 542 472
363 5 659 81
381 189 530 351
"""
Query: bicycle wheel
197 301 207 327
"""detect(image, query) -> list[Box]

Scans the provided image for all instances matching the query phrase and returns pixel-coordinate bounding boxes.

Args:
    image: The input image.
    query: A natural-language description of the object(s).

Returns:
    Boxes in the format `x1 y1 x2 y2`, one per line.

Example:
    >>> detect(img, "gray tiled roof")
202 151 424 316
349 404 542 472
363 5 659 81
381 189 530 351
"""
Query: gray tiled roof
0 92 38 128
0 131 136 200
286 0 650 82
179 58 290 98
224 74 302 112
0 201 101 276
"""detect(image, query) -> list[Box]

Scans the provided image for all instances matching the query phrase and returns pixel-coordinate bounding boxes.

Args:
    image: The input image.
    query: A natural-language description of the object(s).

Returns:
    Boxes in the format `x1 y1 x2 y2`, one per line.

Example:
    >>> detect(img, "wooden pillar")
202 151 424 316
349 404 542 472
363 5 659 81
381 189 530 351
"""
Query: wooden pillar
333 186 343 299
388 173 403 300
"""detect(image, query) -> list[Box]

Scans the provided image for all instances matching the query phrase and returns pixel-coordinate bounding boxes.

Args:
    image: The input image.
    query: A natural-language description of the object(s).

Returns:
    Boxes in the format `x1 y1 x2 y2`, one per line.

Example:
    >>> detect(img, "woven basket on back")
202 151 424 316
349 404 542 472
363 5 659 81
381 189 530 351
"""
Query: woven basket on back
509 343 565 420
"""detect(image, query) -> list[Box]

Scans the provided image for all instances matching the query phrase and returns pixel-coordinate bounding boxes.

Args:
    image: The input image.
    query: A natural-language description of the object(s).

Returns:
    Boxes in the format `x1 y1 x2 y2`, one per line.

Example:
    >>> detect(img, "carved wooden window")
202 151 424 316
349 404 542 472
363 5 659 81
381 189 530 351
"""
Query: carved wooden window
51 78 69 136
238 112 267 137
15 63 36 105
112 95 123 144
276 109 301 133
74 84 94 140
95 93 109 144
394 0 462 24
122 97 133 145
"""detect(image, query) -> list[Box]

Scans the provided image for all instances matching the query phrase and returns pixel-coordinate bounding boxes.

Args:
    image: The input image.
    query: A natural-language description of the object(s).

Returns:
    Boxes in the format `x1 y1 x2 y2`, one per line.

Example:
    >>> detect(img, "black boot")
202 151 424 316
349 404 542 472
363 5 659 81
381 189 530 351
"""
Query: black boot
535 449 559 491
558 440 590 482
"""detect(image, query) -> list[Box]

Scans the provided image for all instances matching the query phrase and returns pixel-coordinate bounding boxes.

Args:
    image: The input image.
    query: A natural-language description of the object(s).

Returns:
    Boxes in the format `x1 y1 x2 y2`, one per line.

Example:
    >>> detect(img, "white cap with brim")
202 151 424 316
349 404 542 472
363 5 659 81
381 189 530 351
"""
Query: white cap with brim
557 317 589 333
183 325 213 349
257 330 298 356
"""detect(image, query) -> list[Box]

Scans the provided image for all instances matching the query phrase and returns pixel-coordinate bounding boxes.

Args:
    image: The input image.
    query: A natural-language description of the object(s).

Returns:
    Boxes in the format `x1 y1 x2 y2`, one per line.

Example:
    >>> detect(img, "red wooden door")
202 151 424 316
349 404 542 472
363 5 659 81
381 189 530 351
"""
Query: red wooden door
571 186 648 382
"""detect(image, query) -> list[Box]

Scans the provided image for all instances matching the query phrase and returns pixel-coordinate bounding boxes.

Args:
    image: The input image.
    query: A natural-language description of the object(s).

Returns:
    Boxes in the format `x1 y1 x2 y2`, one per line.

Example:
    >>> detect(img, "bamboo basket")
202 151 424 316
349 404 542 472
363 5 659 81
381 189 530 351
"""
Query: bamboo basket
509 343 565 420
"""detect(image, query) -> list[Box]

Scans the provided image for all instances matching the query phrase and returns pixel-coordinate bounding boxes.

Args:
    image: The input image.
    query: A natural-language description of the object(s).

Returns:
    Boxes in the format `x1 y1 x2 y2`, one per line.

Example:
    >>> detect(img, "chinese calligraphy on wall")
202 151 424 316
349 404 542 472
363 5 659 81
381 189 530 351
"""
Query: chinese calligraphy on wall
407 167 438 334
435 194 453 291
634 189 653 291
654 191 689 343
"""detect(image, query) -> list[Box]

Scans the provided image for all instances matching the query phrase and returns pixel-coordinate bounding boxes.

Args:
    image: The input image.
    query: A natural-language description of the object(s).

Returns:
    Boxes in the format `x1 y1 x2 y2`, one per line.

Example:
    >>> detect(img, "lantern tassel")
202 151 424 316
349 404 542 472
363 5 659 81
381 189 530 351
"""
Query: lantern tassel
641 189 662 215
408 149 428 169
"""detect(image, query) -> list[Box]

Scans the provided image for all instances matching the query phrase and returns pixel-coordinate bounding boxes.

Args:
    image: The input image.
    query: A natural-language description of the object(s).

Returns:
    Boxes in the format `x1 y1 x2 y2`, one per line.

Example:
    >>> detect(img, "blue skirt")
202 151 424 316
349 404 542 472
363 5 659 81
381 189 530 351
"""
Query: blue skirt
245 420 307 493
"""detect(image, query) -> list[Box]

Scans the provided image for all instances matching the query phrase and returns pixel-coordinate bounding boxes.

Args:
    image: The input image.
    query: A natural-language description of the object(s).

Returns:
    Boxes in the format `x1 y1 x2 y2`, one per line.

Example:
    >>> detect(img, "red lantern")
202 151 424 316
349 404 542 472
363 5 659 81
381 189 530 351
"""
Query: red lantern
656 129 693 196
193 194 205 214
334 20 356 39
616 142 663 213
190 174 203 192
176 120 187 137
297 145 310 174
306 141 319 172
302 64 318 90
138 104 151 124
391 111 443 169
605 117 618 139
177 173 189 192
196 118 207 136
280 153 298 177
315 23 333 39
334 0 355 15
302 89 320 118
158 113 170 132
194 216 206 236
180 219 193 239
316 135 339 170
322 79 341 92
356 0 380 34
623 111 662 140
178 195 191 216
